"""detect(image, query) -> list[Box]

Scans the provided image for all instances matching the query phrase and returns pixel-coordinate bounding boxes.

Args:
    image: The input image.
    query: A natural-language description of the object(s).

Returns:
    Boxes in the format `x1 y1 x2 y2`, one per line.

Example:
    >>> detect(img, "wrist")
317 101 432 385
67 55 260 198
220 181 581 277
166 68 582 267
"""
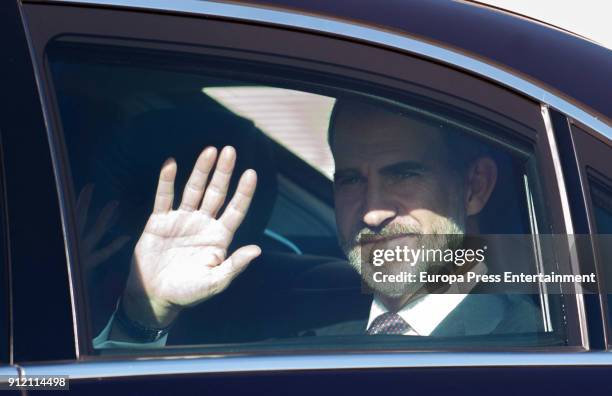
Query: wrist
121 288 180 328
114 297 173 343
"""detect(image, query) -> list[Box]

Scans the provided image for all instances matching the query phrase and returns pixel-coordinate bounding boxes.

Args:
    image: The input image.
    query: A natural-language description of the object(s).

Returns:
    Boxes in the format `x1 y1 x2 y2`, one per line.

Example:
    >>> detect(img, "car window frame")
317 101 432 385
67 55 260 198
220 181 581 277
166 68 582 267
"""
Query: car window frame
21 0 593 362
0 132 11 366
0 0 76 367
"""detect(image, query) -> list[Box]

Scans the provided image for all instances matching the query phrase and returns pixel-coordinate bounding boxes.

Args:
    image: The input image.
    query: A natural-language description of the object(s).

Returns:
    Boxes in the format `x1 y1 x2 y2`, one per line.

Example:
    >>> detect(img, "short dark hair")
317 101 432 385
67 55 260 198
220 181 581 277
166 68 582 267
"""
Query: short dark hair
327 98 489 173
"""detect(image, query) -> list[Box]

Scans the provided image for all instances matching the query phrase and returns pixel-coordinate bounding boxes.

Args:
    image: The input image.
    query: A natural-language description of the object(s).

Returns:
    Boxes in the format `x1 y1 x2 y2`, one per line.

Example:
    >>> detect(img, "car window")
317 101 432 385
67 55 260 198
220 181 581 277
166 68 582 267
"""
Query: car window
588 176 612 329
44 40 586 356
590 178 612 234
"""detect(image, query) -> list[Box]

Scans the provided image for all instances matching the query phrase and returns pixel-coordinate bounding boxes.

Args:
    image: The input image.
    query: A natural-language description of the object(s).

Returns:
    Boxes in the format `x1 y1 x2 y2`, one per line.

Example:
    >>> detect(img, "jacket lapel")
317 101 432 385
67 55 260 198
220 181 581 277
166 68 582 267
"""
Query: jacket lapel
431 294 506 337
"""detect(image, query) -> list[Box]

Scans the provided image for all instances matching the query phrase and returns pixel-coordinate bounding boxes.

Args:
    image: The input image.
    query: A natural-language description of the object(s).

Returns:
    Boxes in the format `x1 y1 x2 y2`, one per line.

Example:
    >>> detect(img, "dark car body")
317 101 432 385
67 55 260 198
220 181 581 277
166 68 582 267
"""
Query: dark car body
0 0 611 394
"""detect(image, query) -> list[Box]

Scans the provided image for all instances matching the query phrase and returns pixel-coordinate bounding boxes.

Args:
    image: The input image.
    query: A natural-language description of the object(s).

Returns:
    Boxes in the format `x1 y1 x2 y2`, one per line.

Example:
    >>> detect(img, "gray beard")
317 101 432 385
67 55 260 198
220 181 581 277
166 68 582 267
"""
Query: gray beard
342 217 466 299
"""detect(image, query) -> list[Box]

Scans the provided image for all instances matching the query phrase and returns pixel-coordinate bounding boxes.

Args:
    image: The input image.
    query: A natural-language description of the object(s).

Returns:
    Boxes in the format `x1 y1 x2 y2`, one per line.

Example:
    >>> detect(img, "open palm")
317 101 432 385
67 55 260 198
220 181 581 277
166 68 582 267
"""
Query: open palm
124 146 260 326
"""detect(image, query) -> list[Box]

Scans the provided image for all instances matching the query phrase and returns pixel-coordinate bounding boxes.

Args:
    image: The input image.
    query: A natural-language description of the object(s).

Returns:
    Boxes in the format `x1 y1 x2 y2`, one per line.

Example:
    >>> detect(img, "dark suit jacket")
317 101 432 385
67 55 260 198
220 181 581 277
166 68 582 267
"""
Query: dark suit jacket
168 252 544 345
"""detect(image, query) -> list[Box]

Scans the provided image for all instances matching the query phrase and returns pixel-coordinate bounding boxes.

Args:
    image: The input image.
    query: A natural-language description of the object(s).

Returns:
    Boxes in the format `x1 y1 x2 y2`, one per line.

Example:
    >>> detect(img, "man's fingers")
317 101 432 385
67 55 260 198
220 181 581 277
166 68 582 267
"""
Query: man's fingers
219 169 257 234
200 146 236 217
212 245 261 285
153 158 177 214
76 183 94 236
179 147 217 211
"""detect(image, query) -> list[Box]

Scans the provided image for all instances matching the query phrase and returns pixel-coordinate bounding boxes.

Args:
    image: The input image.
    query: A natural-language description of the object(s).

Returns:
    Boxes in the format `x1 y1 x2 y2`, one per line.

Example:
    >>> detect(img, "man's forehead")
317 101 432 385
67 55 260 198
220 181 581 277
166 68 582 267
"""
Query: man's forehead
332 103 447 165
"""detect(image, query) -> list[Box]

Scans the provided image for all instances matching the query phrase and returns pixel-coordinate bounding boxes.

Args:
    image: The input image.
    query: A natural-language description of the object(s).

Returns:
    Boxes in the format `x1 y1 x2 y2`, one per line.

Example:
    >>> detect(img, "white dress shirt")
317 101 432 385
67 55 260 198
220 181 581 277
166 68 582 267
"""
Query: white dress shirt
367 261 487 335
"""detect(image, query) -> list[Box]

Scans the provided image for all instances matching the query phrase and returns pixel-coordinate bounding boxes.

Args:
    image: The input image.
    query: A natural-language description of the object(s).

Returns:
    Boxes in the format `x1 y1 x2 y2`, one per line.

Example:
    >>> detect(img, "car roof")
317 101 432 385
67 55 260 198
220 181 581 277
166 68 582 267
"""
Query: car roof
236 0 612 123
36 0 612 128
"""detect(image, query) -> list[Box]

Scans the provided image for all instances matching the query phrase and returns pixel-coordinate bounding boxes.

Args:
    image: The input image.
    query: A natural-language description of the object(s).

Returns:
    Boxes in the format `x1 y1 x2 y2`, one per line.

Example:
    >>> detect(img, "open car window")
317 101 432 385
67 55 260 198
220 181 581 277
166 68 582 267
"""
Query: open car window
44 40 590 356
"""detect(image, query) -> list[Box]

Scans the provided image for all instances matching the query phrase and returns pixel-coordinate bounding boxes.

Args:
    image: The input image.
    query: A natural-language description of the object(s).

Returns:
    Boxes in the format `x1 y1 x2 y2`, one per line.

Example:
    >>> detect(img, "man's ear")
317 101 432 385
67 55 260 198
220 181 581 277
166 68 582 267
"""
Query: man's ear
464 156 498 216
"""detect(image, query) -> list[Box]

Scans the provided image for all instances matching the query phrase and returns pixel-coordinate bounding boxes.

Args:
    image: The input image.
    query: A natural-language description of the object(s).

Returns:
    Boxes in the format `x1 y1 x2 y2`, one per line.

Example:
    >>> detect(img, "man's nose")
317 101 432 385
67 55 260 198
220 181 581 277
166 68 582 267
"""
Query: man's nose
362 184 396 229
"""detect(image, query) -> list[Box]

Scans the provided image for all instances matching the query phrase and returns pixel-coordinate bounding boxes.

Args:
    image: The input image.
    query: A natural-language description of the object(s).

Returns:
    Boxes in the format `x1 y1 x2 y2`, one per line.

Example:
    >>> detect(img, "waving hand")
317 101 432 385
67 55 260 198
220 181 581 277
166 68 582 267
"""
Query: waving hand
122 146 260 327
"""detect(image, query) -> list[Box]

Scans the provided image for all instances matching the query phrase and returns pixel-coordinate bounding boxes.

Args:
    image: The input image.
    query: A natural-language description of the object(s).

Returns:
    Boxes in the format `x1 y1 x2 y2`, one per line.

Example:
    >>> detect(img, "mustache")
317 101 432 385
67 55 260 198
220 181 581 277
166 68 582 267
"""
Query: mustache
352 223 423 245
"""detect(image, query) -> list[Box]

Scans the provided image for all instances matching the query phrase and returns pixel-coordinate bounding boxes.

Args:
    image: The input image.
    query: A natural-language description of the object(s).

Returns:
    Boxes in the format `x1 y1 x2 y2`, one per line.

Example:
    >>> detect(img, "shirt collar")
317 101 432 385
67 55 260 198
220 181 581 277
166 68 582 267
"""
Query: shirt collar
367 261 487 335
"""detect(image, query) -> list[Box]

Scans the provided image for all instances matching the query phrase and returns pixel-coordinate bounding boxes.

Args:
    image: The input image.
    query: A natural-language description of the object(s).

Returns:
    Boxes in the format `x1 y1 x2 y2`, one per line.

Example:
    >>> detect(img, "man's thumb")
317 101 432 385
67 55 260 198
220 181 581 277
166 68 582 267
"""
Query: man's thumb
222 245 261 277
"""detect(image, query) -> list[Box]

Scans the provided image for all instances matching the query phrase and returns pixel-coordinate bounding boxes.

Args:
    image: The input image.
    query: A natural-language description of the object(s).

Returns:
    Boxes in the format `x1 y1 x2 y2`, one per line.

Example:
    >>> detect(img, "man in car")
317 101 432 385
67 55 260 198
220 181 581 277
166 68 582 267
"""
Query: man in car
95 99 540 347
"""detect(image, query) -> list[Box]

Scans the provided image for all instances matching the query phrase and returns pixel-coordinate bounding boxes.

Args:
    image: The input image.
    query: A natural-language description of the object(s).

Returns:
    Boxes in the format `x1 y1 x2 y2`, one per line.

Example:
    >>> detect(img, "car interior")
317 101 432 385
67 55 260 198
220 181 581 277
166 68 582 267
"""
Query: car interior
46 41 567 351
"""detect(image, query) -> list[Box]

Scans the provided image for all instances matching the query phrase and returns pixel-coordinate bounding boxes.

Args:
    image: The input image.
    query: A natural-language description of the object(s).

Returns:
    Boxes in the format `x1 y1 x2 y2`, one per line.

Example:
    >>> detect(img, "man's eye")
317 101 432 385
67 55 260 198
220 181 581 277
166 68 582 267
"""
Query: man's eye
394 171 420 180
335 176 362 186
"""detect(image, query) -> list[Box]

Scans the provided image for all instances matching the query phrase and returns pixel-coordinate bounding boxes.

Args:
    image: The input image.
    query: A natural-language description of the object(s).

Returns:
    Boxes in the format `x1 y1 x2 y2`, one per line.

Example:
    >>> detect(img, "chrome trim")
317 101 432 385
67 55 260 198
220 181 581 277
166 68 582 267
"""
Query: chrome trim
0 366 20 382
541 106 575 235
42 0 611 139
541 105 589 348
523 174 553 332
19 352 612 379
